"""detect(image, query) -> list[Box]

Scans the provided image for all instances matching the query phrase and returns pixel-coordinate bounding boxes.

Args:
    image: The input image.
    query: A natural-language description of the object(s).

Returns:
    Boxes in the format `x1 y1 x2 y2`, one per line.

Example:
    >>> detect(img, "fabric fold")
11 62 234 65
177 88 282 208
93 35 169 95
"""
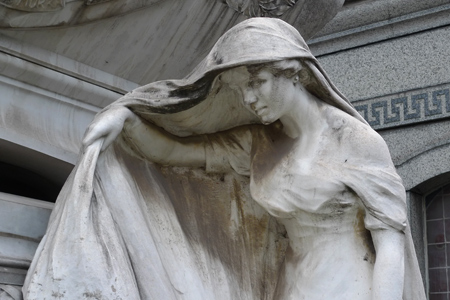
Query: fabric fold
23 17 425 300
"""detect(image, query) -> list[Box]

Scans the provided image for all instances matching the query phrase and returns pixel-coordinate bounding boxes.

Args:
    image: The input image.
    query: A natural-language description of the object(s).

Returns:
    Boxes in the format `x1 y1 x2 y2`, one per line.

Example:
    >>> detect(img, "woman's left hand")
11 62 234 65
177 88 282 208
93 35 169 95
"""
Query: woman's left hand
82 106 137 152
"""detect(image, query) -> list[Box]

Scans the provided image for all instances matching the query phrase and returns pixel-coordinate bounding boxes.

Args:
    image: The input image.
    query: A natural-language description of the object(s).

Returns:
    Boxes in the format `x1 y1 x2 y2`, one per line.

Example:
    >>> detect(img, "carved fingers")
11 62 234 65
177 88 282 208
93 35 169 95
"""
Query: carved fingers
82 106 136 152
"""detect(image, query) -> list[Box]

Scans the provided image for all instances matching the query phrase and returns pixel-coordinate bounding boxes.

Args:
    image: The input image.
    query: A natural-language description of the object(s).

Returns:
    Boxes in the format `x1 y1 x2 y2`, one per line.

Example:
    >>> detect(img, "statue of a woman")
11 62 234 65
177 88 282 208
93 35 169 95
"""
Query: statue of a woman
23 18 426 299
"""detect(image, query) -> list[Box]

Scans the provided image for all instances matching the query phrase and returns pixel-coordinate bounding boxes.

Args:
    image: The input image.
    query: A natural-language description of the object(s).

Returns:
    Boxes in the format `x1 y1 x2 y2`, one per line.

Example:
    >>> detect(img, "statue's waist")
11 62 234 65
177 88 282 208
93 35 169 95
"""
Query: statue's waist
281 217 371 255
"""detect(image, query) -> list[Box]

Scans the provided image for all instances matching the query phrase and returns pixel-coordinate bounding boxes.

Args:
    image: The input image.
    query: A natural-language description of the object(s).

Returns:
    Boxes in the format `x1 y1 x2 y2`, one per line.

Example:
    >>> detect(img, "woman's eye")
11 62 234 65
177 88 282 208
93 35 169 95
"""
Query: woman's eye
250 80 265 88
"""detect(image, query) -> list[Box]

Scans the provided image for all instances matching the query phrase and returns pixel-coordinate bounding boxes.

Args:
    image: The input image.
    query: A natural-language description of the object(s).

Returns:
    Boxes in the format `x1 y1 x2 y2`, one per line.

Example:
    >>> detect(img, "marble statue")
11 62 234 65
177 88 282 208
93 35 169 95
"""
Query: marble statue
23 18 426 299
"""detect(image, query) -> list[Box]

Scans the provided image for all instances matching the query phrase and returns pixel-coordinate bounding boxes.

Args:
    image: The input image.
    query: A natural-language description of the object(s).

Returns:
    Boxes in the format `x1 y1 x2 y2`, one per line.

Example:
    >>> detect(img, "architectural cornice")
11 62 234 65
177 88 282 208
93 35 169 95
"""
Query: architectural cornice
310 0 450 56
0 34 138 97
0 192 53 211
0 192 53 284
0 37 135 164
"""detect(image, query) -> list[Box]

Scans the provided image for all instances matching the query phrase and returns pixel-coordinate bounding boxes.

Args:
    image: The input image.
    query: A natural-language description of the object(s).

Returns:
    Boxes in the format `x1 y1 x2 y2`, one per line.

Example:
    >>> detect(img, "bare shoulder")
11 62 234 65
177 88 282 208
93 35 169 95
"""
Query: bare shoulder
325 107 394 167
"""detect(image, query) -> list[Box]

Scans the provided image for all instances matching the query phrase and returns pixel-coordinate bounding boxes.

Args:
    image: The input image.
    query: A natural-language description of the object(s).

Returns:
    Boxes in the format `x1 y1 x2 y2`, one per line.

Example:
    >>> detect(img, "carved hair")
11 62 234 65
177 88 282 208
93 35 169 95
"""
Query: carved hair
244 59 361 117
246 59 312 85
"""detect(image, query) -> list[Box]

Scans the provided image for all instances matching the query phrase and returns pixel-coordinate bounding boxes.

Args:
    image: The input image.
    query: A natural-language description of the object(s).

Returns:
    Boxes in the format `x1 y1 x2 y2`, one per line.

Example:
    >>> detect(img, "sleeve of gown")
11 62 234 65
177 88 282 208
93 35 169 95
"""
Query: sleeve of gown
351 166 407 232
203 127 253 176
342 131 427 300
342 128 407 233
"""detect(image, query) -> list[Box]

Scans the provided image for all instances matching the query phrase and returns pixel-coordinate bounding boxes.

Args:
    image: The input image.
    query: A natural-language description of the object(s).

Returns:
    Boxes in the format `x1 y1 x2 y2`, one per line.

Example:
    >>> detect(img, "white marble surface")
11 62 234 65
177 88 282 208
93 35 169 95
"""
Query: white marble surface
0 0 343 86
0 71 98 164
0 46 130 169
0 192 53 287
23 18 424 300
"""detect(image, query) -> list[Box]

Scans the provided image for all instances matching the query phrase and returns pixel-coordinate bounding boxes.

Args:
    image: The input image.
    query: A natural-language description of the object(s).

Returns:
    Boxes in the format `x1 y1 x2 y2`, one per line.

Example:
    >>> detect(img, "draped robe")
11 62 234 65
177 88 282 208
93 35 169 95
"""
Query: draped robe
23 18 426 299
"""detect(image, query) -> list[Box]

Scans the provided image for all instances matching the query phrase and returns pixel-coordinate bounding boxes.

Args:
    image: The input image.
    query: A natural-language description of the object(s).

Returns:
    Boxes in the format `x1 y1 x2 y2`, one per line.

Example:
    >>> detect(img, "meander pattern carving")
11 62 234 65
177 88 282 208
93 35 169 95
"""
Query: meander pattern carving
354 87 450 129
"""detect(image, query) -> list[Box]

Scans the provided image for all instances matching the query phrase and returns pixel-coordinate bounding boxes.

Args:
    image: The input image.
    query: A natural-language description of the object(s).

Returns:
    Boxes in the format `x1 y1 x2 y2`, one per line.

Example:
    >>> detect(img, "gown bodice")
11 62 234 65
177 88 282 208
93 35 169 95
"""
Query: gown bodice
247 125 375 299
203 117 409 300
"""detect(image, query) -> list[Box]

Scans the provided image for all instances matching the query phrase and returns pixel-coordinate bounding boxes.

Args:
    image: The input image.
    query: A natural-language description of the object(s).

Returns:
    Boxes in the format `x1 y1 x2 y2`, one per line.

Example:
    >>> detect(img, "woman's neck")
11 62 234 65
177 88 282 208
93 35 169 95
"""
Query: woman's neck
280 91 326 139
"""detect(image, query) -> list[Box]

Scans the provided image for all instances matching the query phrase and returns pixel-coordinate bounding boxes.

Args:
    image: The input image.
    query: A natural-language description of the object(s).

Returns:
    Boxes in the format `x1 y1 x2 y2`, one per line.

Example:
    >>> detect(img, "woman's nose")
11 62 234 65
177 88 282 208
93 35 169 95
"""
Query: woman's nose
243 89 257 106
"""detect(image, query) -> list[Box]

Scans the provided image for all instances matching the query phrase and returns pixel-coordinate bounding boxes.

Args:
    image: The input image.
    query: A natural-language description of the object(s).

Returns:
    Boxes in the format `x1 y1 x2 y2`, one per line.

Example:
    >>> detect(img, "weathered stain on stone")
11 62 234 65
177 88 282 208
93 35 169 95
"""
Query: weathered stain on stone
353 207 376 264
83 290 103 299
51 291 65 298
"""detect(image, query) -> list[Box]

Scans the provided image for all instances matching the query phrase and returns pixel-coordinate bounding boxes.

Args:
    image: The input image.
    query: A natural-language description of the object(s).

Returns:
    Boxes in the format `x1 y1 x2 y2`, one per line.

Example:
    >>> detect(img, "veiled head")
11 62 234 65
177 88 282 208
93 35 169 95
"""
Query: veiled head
187 18 314 80
119 18 367 136
219 60 313 124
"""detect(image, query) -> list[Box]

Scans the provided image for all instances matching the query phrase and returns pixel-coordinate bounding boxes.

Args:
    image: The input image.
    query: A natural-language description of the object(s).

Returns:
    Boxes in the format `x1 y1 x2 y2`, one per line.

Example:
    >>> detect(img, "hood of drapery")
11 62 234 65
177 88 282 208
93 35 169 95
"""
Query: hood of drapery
110 17 367 137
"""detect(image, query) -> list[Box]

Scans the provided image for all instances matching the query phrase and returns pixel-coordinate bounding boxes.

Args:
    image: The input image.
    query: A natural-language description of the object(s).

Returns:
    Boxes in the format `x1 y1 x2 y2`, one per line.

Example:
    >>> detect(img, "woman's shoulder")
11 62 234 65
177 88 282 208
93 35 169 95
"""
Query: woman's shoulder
325 107 393 167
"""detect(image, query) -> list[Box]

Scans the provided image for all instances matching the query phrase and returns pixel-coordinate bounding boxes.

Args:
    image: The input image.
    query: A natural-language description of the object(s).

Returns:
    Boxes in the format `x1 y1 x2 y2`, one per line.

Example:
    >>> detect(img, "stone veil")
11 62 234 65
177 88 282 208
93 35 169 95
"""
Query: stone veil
23 18 426 299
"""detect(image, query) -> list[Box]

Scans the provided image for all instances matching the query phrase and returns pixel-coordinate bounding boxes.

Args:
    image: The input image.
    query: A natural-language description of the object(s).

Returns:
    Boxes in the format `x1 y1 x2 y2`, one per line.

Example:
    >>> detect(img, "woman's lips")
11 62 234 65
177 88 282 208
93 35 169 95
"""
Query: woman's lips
254 106 267 116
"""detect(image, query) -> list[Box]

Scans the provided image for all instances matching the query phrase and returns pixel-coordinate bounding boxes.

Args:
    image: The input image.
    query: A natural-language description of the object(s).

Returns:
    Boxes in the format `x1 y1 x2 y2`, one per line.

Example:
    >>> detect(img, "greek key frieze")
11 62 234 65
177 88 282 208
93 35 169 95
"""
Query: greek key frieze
353 87 450 129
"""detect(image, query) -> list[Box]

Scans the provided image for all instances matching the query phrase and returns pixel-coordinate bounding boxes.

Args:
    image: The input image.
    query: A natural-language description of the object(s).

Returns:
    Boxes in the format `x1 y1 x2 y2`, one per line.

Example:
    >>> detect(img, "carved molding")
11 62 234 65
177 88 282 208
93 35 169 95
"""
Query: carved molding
0 284 23 299
0 192 54 210
0 48 122 163
221 0 298 17
309 1 450 56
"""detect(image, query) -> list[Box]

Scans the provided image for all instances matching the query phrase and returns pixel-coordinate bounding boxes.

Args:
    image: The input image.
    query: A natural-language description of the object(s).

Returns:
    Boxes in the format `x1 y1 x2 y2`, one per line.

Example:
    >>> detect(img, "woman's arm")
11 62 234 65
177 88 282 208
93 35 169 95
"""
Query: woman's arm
371 228 405 300
82 105 206 167
341 120 407 299
123 114 206 167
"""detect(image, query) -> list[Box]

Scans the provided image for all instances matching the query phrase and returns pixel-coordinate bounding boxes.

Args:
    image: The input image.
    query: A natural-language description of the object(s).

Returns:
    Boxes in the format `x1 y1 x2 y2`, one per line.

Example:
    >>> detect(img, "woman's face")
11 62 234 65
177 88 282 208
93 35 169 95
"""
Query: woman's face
221 66 299 125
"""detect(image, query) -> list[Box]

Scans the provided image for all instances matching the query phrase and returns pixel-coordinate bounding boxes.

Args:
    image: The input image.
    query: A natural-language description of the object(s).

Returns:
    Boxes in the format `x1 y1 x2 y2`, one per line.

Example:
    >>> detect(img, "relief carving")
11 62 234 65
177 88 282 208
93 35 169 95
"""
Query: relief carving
221 0 298 17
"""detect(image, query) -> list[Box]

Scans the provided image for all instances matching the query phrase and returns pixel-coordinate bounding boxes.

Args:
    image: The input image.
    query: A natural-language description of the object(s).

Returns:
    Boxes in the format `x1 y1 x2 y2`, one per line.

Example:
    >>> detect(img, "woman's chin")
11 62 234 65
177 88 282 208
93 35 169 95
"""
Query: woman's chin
258 114 276 125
